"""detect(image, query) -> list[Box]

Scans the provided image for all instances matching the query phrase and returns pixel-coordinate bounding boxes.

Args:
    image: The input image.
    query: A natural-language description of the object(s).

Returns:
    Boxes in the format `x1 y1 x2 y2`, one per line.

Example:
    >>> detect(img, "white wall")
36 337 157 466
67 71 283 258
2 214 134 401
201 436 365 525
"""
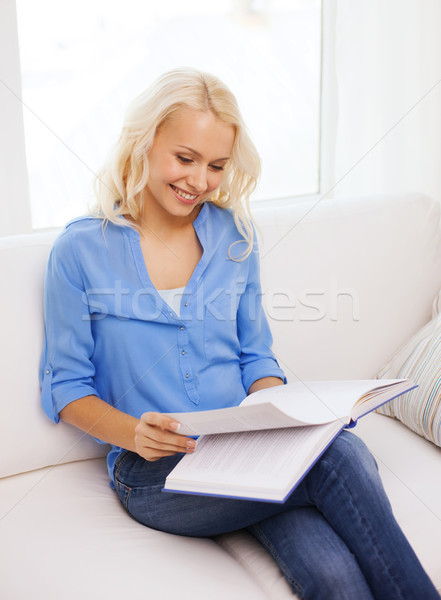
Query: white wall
333 0 441 203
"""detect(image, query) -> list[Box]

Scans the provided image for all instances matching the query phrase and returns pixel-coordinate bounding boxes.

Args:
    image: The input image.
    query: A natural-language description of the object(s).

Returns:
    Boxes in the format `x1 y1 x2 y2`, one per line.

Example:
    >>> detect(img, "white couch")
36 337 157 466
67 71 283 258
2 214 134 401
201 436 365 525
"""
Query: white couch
1 193 440 599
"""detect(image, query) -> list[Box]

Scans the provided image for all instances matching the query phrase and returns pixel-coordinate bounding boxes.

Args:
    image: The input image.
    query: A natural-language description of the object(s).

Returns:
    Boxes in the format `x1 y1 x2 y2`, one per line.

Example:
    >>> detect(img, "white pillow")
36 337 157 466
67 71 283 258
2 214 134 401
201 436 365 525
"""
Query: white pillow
376 291 441 447
0 233 109 479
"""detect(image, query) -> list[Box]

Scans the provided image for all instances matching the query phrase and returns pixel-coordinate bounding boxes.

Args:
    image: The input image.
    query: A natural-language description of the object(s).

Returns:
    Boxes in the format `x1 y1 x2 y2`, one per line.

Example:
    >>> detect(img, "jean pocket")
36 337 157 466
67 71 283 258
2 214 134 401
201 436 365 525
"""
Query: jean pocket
115 479 132 510
204 294 240 362
114 450 134 510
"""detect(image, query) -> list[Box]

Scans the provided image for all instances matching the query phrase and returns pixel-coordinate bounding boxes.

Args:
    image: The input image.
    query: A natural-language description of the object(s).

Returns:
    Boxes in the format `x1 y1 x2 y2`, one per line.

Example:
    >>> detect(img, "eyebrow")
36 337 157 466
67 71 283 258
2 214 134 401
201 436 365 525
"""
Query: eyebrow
176 145 230 162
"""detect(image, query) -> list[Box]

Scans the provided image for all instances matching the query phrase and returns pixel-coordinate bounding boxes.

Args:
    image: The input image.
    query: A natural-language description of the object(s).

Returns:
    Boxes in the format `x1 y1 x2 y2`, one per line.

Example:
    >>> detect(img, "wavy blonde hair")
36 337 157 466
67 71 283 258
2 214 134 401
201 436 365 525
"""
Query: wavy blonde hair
90 68 261 260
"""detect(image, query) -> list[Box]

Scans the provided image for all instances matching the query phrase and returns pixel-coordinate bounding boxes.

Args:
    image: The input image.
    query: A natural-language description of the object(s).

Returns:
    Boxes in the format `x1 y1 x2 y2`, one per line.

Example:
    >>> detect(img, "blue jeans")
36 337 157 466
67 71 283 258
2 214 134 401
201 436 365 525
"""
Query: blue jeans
114 430 439 600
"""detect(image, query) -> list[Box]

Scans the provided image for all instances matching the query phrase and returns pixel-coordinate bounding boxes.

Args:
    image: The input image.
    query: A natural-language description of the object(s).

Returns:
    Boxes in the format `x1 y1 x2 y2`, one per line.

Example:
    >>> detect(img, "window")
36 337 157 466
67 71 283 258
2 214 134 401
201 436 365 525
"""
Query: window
16 0 322 229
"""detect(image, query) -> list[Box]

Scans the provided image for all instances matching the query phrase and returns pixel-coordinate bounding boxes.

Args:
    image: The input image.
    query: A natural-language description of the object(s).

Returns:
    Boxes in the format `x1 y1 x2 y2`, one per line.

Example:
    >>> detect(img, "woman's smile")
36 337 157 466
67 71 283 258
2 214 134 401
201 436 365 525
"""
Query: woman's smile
169 184 200 204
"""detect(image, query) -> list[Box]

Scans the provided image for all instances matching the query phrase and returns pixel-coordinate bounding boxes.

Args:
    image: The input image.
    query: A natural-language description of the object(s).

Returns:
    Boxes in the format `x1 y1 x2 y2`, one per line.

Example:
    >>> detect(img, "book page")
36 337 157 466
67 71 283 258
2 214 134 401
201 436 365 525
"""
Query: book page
166 379 413 437
167 401 339 437
350 379 417 421
164 422 341 492
249 380 394 422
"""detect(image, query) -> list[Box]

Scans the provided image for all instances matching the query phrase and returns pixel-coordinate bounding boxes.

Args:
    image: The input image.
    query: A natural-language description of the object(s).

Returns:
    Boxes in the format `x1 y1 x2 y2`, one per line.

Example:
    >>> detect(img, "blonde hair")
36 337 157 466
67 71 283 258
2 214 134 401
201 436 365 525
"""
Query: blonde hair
90 67 261 260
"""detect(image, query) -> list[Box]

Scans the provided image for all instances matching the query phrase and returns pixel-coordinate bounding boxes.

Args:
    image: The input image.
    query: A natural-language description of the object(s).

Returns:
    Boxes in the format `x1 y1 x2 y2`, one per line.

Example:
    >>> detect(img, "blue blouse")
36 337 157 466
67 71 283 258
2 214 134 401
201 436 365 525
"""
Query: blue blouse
39 202 286 484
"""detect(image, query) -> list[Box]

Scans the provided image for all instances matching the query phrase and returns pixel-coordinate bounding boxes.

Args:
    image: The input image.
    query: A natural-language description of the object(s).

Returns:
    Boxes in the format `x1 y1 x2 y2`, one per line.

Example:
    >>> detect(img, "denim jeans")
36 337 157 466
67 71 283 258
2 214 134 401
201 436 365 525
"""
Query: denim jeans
114 430 439 600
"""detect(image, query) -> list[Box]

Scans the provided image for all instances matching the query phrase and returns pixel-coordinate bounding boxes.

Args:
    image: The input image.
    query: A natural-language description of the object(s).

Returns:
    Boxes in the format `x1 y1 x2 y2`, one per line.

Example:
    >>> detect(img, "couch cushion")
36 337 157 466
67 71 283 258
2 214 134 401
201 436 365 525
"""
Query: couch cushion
0 231 109 478
0 458 271 600
214 530 297 599
253 193 441 381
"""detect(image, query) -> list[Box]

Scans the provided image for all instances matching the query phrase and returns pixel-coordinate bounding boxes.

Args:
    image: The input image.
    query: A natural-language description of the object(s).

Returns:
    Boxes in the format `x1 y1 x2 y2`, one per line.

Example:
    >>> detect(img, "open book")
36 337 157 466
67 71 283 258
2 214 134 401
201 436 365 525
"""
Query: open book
163 379 415 502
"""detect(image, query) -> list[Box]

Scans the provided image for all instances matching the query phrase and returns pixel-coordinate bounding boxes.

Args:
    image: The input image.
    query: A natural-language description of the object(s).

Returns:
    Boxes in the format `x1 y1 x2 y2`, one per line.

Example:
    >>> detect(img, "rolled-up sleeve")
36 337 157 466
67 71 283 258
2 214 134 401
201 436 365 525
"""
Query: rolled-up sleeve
237 239 287 393
39 229 99 423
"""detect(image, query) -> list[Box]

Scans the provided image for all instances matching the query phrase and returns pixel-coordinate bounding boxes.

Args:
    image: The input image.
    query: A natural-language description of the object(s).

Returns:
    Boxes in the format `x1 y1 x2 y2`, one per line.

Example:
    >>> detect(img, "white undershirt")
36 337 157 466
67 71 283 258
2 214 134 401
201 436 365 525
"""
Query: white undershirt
157 286 185 318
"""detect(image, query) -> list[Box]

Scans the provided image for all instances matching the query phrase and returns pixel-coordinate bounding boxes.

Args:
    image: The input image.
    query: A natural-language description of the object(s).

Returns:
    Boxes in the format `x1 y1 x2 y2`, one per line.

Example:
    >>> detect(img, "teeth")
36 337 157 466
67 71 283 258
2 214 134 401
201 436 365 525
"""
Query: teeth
171 185 197 200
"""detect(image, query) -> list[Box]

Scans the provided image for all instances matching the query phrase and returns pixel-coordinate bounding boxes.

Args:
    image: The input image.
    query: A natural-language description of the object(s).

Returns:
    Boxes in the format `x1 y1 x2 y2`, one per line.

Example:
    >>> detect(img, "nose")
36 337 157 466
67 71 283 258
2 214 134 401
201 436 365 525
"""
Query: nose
186 166 208 194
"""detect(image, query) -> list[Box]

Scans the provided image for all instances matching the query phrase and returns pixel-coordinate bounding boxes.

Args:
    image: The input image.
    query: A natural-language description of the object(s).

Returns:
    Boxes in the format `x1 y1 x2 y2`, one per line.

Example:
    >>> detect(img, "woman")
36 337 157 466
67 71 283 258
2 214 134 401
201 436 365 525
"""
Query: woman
40 68 438 600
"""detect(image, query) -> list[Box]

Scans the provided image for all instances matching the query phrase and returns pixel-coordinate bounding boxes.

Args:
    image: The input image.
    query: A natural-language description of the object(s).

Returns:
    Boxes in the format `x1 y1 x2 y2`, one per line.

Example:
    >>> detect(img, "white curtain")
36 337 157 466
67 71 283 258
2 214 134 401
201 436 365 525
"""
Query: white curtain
331 0 441 203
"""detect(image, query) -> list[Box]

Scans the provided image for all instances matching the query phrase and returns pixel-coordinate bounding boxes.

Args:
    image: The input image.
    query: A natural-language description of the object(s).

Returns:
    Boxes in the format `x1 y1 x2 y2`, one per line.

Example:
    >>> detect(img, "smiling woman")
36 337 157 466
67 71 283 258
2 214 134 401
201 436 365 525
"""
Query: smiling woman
38 67 440 600
92 69 260 262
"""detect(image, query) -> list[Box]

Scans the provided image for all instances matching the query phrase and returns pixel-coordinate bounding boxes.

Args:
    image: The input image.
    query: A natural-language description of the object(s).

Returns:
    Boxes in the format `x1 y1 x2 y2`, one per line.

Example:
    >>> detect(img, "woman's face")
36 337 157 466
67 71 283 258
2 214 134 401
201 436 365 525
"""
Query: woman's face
143 108 235 220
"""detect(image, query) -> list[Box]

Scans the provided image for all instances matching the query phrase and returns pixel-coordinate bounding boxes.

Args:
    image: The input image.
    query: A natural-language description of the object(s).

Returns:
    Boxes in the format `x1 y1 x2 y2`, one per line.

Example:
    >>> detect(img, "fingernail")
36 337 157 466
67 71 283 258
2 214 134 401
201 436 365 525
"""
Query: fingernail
170 422 181 431
186 440 196 450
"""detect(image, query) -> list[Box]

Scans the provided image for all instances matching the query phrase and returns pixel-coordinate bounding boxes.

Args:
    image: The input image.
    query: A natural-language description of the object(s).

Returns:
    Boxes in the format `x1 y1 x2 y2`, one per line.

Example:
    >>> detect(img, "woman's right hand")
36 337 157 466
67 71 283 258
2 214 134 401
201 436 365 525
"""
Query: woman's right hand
134 412 196 461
